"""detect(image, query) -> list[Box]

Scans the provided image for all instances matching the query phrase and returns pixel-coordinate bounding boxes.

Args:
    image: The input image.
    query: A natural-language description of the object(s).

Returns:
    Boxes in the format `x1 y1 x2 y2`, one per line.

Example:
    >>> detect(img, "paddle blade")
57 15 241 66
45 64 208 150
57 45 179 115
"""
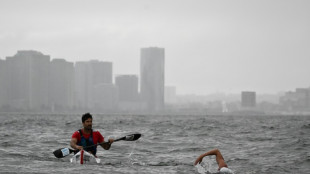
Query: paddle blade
114 133 141 142
53 148 76 158
124 133 141 141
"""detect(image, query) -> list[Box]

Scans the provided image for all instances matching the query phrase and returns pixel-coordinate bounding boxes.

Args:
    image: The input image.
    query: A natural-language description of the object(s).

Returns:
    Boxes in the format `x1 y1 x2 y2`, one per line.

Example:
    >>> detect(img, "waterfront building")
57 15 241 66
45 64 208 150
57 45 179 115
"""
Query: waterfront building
115 75 139 102
89 60 113 84
241 91 256 108
5 50 50 111
0 59 6 109
295 88 310 109
280 87 310 111
92 83 118 112
49 59 74 111
140 47 165 111
115 75 141 112
74 60 113 110
75 61 91 109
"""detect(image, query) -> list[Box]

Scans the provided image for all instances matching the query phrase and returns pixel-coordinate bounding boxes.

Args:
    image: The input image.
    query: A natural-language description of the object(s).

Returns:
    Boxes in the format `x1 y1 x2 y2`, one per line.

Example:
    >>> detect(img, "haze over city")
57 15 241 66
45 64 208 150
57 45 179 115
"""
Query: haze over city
1 0 310 95
1 2 310 174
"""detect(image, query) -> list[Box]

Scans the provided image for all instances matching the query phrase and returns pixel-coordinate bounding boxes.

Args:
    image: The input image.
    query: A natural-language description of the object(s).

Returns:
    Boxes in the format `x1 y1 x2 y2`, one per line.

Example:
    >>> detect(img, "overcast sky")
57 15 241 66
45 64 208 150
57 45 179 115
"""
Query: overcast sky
1 0 309 95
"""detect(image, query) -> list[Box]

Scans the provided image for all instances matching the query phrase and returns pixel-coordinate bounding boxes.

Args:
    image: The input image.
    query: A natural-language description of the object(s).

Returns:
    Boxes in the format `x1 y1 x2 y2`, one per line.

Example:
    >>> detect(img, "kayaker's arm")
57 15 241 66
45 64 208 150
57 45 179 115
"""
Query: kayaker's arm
70 138 83 150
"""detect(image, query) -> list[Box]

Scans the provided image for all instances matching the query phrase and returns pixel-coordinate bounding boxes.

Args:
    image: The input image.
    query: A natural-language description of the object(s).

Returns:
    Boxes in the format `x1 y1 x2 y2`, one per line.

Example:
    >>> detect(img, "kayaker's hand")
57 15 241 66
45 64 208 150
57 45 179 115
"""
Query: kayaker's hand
76 145 83 150
108 138 114 144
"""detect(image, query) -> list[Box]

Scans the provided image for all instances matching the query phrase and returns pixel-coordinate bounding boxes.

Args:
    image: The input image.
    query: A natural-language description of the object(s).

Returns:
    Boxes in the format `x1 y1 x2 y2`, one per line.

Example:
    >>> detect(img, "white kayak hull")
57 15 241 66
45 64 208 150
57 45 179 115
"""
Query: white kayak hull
70 150 101 164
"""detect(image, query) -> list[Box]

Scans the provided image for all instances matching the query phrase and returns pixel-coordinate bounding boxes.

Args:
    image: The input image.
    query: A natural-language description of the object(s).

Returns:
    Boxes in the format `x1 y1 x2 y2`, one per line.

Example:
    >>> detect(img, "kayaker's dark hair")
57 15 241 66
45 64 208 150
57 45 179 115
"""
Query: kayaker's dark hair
82 113 92 123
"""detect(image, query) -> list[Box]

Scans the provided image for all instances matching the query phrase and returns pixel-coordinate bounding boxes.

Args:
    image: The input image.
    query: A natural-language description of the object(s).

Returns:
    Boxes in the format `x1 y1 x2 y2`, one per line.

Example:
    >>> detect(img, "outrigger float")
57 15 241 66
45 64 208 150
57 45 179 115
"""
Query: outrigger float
70 150 101 164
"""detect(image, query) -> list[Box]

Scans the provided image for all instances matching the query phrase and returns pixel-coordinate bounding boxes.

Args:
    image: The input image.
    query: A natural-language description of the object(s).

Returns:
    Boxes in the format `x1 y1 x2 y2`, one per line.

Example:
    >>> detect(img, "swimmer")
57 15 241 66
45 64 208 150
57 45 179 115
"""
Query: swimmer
194 148 233 173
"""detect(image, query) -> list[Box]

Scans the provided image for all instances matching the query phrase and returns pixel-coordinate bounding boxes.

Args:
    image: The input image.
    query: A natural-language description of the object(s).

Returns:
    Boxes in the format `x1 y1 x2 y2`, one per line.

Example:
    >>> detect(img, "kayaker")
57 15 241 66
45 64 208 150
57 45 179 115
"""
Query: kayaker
194 148 233 173
70 113 114 156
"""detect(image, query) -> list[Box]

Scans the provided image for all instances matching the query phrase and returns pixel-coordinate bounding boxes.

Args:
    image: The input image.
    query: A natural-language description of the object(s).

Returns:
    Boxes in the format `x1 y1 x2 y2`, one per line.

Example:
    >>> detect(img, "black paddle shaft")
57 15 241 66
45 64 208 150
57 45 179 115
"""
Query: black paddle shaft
88 133 142 148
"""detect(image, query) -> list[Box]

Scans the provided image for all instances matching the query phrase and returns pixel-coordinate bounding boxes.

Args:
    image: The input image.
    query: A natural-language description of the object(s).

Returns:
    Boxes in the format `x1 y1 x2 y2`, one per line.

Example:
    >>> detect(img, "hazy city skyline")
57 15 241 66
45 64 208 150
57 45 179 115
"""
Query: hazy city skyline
1 0 310 95
0 49 167 112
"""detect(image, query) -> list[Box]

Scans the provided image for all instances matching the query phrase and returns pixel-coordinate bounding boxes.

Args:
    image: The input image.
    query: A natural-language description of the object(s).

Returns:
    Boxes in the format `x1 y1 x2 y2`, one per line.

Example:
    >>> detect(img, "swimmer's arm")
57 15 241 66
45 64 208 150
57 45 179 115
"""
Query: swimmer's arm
194 149 224 165
195 149 217 165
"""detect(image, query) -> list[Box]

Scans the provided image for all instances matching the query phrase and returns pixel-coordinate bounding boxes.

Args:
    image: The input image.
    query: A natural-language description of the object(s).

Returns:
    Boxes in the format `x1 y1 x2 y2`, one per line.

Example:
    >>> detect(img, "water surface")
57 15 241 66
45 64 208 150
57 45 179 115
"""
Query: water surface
0 113 309 173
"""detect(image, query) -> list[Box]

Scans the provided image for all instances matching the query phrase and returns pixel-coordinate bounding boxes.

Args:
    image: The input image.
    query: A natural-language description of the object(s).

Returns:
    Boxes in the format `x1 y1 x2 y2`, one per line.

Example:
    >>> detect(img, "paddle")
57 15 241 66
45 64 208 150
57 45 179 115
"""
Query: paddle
53 133 141 158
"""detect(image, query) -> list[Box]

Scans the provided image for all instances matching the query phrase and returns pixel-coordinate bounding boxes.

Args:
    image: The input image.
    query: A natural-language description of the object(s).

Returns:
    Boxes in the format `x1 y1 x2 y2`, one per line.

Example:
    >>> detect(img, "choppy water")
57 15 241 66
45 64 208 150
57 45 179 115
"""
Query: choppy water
0 113 309 174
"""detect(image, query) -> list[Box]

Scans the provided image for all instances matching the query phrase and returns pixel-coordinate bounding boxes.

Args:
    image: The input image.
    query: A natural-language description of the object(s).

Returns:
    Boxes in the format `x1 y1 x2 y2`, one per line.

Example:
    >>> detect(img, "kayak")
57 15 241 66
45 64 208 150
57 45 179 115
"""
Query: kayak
53 134 142 164
70 150 101 164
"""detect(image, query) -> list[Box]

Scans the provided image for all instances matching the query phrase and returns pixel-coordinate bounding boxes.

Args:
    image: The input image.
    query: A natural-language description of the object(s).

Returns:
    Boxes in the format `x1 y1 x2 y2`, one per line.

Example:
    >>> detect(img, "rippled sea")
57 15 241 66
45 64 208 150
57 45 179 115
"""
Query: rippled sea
0 113 309 174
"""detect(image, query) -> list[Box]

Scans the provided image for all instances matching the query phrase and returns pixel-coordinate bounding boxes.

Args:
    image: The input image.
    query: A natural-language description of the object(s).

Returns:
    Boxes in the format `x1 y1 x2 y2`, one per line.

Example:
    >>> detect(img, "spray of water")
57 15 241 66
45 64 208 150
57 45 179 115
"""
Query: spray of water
195 157 219 174
195 163 207 174
127 140 146 166
128 141 136 160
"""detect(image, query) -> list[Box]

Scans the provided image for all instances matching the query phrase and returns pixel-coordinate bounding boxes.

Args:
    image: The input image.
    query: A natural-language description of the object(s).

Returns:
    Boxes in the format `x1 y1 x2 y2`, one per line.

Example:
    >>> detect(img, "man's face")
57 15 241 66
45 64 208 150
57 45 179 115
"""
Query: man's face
83 118 92 130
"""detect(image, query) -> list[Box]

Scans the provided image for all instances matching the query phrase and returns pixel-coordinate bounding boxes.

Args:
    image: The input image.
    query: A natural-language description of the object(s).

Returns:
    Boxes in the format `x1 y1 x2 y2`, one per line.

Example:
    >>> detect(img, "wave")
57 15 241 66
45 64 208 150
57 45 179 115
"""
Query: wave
301 123 310 129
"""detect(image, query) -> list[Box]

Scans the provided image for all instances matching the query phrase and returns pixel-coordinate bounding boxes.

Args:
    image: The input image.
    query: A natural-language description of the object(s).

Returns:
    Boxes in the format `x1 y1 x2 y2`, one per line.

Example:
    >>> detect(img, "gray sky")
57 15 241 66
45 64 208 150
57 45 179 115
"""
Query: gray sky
1 0 309 95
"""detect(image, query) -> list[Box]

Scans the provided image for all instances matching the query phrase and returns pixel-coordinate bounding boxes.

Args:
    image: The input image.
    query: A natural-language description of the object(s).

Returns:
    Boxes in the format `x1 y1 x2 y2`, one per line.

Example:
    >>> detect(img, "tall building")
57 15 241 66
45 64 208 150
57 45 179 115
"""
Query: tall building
280 87 310 111
74 60 113 110
92 84 118 112
295 88 310 109
140 47 165 111
75 61 92 109
5 50 50 111
241 91 256 107
89 60 113 84
115 75 139 102
0 59 6 109
49 59 74 111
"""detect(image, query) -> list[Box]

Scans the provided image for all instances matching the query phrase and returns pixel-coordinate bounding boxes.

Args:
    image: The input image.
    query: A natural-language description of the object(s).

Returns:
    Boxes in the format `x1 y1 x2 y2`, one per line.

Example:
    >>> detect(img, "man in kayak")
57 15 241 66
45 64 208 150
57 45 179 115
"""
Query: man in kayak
194 148 233 173
70 113 114 156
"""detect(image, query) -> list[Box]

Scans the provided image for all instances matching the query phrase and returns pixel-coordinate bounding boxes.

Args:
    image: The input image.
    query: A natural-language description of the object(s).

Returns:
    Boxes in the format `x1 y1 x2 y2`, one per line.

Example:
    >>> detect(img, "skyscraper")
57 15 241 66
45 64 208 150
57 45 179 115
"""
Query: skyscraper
92 83 118 112
280 88 310 111
241 91 256 108
0 59 6 109
75 61 92 109
295 88 310 109
140 47 165 111
115 75 139 102
89 60 113 84
5 50 50 111
49 59 74 111
74 60 113 110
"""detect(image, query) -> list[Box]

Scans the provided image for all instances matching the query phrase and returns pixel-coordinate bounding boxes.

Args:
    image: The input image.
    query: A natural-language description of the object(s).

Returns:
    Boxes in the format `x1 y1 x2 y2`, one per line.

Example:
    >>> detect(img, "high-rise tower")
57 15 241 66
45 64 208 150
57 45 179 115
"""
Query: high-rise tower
241 91 256 108
49 59 74 111
5 50 50 111
0 59 6 109
140 47 165 111
74 60 113 110
115 75 139 102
